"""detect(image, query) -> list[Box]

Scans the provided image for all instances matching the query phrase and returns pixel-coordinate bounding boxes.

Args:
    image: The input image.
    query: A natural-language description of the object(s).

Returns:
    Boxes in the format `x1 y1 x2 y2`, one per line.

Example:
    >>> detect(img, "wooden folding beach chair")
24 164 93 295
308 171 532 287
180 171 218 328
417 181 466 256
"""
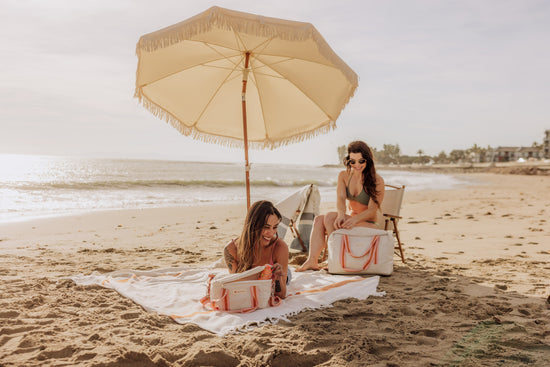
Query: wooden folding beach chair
381 184 406 263
275 184 320 252
288 215 307 252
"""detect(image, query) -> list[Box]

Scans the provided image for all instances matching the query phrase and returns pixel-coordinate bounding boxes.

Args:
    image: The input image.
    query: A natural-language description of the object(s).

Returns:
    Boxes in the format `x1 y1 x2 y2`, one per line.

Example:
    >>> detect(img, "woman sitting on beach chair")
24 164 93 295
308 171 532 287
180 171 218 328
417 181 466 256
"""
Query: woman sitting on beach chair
297 140 385 272
224 200 290 298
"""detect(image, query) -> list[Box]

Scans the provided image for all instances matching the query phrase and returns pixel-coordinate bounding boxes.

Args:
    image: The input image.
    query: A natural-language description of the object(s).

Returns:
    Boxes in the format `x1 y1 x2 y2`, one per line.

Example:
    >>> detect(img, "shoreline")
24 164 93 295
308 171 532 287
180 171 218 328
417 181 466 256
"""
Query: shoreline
1 172 549 366
0 168 471 226
325 161 550 175
378 161 550 176
0 200 242 226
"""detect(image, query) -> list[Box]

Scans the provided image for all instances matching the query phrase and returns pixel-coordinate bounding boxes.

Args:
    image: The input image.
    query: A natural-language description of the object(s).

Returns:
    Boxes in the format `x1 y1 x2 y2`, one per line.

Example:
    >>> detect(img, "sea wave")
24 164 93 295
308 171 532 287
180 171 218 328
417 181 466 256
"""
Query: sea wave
6 178 335 191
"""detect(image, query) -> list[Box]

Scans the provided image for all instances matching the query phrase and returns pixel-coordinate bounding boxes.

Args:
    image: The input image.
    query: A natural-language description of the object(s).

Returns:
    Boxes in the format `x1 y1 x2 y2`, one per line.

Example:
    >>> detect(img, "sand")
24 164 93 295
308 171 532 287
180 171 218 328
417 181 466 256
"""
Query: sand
0 173 549 366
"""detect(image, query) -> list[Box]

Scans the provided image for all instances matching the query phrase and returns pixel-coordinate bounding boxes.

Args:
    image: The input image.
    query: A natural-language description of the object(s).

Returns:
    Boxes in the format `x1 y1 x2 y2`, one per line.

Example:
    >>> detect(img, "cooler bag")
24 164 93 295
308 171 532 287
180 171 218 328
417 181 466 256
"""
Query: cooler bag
327 227 394 276
201 266 281 312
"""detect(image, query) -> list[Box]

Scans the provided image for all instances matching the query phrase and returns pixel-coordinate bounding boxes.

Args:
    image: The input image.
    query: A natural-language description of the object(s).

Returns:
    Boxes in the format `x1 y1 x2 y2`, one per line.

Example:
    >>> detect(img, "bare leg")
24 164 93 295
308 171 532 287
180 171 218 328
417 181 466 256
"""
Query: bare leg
296 210 382 271
323 212 339 239
296 214 327 271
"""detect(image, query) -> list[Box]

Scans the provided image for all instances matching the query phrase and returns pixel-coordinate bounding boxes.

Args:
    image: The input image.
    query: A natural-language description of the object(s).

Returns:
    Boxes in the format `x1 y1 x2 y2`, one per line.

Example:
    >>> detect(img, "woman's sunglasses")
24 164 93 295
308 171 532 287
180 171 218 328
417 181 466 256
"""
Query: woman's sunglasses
349 159 366 165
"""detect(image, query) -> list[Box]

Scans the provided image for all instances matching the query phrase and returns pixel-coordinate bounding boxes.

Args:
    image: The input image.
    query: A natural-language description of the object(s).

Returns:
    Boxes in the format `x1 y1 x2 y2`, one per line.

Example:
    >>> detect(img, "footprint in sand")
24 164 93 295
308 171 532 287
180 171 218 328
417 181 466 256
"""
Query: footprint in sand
36 346 76 361
74 352 98 362
180 350 240 367
120 311 141 320
0 310 20 318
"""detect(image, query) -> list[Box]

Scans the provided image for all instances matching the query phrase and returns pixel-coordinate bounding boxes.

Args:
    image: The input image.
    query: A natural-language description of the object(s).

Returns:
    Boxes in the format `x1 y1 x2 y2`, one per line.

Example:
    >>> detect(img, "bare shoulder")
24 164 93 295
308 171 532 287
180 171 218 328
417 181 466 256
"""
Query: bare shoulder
337 169 349 181
274 238 289 256
274 238 289 252
225 238 237 252
273 238 289 264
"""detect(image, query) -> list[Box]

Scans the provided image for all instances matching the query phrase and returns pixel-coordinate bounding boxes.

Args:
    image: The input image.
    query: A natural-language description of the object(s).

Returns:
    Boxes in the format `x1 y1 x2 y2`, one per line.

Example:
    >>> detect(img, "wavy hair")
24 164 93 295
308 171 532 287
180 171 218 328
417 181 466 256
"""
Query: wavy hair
235 200 281 272
343 141 380 206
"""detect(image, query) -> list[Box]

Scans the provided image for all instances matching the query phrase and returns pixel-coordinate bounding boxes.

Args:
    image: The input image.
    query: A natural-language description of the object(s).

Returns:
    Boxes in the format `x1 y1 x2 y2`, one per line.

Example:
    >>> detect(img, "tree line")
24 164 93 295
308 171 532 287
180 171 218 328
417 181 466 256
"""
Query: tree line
337 143 539 165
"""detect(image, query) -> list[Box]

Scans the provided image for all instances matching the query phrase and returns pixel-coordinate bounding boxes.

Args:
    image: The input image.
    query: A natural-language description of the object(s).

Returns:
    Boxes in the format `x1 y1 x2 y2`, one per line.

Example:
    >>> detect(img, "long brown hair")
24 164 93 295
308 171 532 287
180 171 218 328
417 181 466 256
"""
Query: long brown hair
235 200 281 272
343 140 380 206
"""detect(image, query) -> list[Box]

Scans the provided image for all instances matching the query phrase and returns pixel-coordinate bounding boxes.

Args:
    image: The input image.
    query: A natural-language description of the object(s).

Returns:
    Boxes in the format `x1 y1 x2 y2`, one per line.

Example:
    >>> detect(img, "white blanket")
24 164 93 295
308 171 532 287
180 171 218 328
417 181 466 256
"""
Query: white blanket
70 265 383 336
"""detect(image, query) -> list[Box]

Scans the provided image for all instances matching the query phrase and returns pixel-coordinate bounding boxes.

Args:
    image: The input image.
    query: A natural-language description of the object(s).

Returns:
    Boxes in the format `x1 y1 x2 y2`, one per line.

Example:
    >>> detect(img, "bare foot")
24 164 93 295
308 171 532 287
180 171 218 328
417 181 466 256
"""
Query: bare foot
296 260 321 272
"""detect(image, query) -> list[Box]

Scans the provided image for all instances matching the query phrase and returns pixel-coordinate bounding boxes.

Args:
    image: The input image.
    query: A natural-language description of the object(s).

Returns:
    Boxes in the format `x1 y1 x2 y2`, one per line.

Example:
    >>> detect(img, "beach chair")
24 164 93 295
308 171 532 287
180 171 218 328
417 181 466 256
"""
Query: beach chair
275 184 320 252
381 184 406 263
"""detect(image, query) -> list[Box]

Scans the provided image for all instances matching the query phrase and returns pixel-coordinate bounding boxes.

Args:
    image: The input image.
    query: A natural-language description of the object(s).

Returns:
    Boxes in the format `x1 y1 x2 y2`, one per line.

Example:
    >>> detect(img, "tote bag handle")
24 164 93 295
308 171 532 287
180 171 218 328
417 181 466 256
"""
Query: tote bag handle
340 234 380 272
201 284 260 313
201 273 282 312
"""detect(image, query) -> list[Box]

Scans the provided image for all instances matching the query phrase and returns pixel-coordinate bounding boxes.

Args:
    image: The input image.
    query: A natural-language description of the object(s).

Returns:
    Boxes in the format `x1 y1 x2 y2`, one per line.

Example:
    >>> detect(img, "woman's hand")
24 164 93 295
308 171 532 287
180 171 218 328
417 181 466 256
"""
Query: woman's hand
341 216 359 229
334 213 346 229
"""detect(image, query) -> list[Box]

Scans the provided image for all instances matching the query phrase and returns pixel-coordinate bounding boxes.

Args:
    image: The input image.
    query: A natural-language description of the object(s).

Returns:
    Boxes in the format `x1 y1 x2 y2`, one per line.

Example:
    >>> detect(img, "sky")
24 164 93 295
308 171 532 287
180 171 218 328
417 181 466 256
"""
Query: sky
1 0 549 165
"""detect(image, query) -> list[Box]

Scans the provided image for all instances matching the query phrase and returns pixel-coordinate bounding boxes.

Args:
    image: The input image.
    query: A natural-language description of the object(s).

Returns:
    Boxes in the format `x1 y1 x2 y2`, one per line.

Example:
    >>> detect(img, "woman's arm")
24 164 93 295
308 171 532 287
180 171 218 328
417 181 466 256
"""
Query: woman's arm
223 240 239 273
272 238 289 298
334 170 349 229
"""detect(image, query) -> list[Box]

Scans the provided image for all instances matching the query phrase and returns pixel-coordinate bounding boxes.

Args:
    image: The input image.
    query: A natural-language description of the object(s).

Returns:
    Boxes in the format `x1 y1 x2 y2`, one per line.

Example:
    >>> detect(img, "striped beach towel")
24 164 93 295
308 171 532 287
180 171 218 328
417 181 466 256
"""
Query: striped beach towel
69 264 383 336
276 184 320 251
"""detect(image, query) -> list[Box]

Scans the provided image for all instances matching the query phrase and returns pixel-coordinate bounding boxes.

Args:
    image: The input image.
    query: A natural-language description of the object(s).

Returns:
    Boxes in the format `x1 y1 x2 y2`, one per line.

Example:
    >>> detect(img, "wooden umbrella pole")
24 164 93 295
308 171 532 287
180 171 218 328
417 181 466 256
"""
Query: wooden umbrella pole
241 52 251 209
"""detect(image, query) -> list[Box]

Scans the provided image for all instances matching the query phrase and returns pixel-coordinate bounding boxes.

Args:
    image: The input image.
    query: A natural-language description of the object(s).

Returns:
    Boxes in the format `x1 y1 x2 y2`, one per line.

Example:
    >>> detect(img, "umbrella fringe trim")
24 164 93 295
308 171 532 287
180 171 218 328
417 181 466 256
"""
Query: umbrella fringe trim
135 6 359 87
135 91 337 150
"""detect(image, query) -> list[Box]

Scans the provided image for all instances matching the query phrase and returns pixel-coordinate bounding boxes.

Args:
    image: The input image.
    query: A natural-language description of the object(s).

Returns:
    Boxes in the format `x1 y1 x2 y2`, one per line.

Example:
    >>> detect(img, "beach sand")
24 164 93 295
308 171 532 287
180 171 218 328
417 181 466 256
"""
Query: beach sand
1 173 549 366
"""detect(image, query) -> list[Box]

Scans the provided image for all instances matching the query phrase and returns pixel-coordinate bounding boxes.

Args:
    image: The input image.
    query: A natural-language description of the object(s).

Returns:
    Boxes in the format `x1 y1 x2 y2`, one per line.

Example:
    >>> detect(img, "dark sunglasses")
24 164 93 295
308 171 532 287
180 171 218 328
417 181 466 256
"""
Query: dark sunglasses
349 159 366 165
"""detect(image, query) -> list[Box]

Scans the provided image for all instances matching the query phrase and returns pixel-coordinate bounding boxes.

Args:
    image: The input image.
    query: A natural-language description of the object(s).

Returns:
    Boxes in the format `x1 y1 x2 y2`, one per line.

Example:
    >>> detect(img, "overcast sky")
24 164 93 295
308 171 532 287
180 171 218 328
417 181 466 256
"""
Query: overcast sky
1 0 549 165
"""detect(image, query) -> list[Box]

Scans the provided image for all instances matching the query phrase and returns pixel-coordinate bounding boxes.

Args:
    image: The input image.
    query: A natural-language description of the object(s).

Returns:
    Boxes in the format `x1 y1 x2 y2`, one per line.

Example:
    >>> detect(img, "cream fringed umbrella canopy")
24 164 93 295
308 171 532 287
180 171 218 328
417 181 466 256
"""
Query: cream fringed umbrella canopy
135 6 358 208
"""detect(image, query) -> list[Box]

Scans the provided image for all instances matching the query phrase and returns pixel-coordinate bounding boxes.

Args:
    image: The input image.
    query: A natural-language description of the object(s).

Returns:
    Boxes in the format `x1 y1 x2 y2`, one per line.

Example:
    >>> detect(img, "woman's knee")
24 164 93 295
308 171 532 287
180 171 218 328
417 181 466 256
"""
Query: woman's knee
323 212 337 226
313 215 325 227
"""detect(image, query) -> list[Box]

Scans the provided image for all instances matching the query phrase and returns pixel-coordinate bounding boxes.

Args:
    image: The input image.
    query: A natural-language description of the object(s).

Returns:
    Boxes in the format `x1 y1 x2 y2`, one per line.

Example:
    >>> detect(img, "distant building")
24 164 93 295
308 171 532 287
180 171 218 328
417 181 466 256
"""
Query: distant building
517 147 543 160
494 147 520 162
493 146 544 162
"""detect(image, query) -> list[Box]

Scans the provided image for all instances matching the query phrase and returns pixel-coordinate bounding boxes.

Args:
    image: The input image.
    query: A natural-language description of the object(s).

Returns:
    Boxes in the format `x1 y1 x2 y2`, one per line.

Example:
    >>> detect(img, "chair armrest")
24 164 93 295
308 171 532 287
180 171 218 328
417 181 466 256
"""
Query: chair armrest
384 184 403 190
383 214 402 219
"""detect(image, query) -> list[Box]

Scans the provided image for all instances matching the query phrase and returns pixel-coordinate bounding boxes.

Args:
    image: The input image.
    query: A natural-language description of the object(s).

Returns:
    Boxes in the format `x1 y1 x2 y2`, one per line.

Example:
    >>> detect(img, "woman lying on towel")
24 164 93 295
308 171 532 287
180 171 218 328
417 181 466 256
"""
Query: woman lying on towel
224 200 290 298
297 140 385 272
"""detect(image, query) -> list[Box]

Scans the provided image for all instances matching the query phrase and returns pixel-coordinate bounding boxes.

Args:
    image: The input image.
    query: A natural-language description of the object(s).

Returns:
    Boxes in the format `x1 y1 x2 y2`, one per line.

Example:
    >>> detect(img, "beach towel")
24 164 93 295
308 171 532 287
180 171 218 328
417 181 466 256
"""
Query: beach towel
70 264 383 336
276 184 321 251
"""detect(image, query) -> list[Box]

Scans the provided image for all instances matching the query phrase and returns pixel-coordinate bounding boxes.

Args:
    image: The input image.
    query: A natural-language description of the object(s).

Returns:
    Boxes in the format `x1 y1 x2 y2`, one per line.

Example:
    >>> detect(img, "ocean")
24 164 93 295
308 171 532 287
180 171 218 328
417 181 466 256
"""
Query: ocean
0 154 470 223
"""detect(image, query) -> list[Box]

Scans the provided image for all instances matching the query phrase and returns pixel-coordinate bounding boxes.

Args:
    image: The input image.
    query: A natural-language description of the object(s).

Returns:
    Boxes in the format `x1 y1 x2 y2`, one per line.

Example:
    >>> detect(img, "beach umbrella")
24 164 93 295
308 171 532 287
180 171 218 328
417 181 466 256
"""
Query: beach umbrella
135 6 358 208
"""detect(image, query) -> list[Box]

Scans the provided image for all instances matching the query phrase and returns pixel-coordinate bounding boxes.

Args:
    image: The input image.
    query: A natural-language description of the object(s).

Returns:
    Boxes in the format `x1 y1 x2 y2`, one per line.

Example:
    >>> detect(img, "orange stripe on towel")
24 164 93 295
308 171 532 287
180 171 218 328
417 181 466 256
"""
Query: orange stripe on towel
170 310 216 319
113 274 137 283
290 278 365 296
